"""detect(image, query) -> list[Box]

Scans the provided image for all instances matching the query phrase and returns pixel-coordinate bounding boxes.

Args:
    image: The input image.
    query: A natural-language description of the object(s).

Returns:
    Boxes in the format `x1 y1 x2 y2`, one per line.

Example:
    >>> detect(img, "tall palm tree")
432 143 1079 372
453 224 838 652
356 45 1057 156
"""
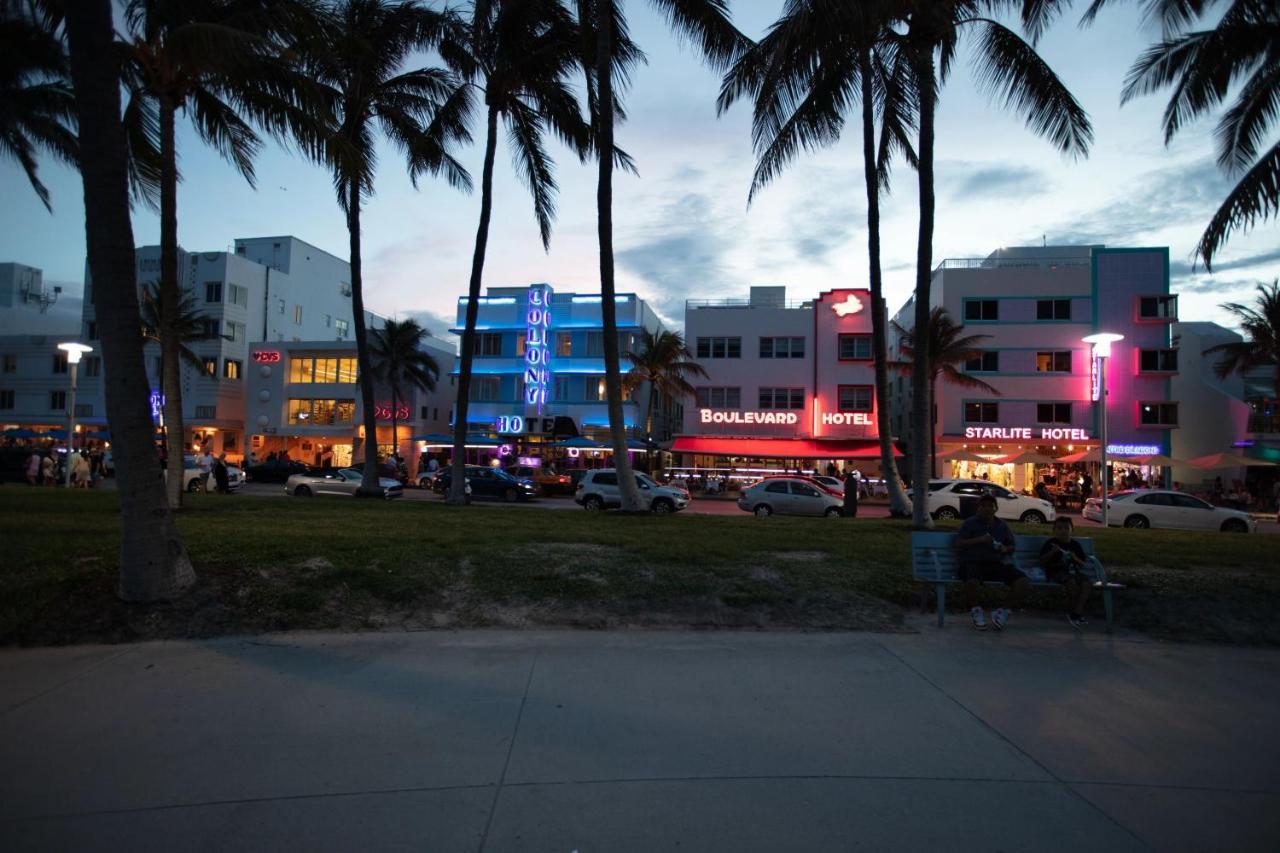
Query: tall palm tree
1081 0 1279 268
120 0 317 509
901 0 1092 527
892 306 1000 477
139 282 215 449
0 0 77 211
622 328 707 472
1204 281 1280 401
368 318 441 457
579 0 748 511
295 0 471 496
443 0 593 506
63 0 195 601
717 0 918 518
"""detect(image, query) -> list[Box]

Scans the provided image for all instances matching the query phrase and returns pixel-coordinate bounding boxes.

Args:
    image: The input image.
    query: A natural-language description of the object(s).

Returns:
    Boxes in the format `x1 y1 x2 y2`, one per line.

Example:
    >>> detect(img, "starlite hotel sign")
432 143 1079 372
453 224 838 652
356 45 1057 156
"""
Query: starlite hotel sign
525 285 551 413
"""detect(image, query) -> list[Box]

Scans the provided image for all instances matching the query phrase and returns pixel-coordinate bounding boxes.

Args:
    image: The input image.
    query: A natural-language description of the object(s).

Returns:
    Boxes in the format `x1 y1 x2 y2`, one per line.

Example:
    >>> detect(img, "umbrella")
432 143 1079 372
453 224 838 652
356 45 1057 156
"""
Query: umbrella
1131 453 1181 467
996 450 1062 465
3 428 39 439
937 448 997 464
555 436 604 448
1057 447 1103 463
1185 452 1274 470
42 429 68 440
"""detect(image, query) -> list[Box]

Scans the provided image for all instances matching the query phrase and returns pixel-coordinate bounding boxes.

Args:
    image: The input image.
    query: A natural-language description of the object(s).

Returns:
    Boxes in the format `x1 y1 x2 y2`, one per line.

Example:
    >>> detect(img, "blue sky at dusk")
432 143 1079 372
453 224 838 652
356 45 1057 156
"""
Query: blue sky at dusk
1 1 1277 339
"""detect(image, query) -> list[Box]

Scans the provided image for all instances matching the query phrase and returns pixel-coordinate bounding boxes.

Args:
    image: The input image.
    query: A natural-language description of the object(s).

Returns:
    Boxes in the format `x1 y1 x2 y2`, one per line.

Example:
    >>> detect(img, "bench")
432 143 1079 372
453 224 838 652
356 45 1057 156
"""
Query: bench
910 532 1123 632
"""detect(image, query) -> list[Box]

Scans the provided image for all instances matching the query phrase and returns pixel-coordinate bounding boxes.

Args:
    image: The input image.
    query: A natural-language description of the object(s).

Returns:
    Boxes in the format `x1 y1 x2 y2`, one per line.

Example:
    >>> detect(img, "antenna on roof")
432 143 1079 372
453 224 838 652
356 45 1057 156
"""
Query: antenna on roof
1042 235 1046 247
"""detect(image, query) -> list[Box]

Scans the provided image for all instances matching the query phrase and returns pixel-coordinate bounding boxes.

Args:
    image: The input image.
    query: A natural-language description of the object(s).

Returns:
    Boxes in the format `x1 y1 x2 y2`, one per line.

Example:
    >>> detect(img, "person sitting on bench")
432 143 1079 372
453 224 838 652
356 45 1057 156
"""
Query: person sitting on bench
954 494 1027 631
1040 517 1091 629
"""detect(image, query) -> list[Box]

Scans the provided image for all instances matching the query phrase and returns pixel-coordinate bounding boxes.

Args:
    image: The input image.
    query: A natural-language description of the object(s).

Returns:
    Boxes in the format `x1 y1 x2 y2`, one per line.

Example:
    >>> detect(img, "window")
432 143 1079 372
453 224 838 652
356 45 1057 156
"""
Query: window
1171 494 1211 510
515 333 527 357
469 377 500 401
50 390 66 410
1036 299 1071 320
473 333 502 356
964 300 998 321
277 297 286 315
420 406 430 420
696 336 742 358
695 387 741 408
554 375 571 401
838 334 872 360
760 336 806 358
194 405 217 419
205 281 222 303
223 359 242 380
791 482 821 497
74 403 93 417
838 385 873 412
201 356 217 376
586 332 604 357
556 333 572 356
1139 349 1178 372
337 357 357 383
289 357 313 383
584 378 606 401
758 387 805 409
293 305 302 325
290 357 357 383
0 389 12 409
964 402 999 423
764 481 789 494
83 356 101 377
965 351 999 372
335 319 349 338
313 358 338 382
323 313 332 328
200 318 221 339
1036 351 1072 373
1036 403 1072 424
1135 493 1172 506
592 472 618 487
85 322 98 340
1138 295 1178 320
228 284 248 307
52 353 68 374
2 354 15 373
1139 402 1178 426
287 399 355 425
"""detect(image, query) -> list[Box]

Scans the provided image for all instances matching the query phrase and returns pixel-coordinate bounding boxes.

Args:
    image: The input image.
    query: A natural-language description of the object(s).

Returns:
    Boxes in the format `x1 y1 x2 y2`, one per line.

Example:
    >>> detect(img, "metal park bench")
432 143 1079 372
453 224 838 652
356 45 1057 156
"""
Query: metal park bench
910 532 1123 632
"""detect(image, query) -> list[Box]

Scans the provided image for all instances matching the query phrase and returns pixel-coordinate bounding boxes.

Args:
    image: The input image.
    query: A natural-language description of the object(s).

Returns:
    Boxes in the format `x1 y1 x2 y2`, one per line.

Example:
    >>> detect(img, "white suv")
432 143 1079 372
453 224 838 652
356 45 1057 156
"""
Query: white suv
913 479 1055 524
575 469 690 514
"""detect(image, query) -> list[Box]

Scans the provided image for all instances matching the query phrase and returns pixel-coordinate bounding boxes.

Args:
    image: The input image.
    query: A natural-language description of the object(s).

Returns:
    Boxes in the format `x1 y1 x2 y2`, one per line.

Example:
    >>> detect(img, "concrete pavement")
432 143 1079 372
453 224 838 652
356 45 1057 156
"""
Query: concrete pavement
3 624 1278 852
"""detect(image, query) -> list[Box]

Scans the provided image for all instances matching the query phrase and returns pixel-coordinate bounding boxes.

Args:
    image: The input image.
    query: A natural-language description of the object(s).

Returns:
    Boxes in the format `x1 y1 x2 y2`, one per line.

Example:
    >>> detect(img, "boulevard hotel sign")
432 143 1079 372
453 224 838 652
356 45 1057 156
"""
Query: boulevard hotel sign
964 426 1093 441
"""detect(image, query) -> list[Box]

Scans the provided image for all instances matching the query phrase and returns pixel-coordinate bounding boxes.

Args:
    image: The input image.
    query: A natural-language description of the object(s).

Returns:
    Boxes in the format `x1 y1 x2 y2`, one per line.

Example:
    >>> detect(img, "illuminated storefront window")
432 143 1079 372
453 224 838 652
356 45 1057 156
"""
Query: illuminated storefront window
287 398 356 425
290 357 358 383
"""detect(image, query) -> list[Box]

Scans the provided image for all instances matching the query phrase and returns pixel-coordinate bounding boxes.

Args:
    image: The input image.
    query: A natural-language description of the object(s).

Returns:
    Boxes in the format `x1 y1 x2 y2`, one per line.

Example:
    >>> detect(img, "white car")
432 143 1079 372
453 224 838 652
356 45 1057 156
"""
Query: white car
737 477 845 517
575 469 690 514
1083 489 1256 532
911 479 1056 524
178 455 243 493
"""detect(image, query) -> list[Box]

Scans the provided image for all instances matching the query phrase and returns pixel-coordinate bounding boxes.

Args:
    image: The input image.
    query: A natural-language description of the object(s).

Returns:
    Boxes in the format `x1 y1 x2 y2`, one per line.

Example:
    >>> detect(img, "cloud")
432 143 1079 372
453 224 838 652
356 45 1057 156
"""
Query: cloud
781 167 864 266
398 308 459 341
944 163 1046 199
1169 247 1280 279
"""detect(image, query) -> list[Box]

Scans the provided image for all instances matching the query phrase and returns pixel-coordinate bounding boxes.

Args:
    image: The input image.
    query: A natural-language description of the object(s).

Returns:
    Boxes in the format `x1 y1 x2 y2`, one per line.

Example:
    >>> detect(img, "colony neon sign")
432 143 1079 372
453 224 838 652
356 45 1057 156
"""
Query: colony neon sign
700 409 798 425
525 285 551 412
964 426 1092 440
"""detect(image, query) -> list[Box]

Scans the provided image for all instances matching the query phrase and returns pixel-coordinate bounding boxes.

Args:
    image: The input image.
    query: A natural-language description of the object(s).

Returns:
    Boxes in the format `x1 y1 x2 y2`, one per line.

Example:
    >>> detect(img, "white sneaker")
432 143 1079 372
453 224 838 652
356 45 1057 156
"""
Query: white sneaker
990 608 1009 631
969 607 987 631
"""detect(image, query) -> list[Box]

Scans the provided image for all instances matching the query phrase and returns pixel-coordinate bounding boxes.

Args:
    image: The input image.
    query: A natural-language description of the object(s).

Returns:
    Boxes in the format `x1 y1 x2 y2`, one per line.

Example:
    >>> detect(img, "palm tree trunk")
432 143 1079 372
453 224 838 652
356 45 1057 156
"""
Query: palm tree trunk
643 381 657 474
909 46 937 530
64 0 194 601
859 51 911 518
347 178 380 496
596 0 644 511
390 389 399 464
929 377 938 478
159 96 185 510
449 105 499 505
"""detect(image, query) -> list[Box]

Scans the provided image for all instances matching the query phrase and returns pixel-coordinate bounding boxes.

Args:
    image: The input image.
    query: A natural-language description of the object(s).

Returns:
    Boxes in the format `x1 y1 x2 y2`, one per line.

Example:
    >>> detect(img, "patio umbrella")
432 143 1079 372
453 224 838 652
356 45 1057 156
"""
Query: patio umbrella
1185 452 1274 470
3 428 39 439
937 448 996 464
43 429 68 440
1057 448 1103 463
995 450 1061 465
1131 454 1181 467
555 436 604 448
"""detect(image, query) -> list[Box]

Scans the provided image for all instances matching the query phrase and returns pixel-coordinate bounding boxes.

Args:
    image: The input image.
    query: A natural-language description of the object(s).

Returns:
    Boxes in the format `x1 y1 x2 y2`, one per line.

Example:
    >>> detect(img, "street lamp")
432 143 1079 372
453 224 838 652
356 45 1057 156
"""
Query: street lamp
1083 332 1123 526
57 342 93 488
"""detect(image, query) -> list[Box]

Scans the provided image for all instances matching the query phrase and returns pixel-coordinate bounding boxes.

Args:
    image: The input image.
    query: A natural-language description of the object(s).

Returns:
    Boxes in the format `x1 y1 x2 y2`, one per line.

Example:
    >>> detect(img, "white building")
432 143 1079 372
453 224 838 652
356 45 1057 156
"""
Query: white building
0 263 82 336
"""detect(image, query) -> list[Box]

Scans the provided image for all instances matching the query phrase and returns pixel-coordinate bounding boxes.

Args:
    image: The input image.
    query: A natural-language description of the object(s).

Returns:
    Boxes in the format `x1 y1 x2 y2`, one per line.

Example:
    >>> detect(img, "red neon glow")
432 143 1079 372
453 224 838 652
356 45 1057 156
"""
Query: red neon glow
252 350 281 363
671 436 897 458
373 403 411 420
831 294 865 317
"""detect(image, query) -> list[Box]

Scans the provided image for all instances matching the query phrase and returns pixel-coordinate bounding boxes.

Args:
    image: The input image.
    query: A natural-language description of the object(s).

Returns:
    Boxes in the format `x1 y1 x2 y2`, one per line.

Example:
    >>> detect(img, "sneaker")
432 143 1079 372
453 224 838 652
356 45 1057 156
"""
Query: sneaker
990 608 1009 631
1067 613 1089 629
969 606 987 631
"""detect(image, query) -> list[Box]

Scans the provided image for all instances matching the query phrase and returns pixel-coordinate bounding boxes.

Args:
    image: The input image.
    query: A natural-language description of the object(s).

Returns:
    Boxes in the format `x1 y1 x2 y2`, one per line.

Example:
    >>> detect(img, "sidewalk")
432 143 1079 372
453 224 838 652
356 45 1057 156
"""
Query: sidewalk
3 623 1278 852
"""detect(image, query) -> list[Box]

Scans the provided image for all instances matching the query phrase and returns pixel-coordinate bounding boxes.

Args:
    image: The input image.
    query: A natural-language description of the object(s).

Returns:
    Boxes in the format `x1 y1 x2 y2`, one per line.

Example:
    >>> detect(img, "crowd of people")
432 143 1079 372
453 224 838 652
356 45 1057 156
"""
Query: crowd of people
19 445 108 487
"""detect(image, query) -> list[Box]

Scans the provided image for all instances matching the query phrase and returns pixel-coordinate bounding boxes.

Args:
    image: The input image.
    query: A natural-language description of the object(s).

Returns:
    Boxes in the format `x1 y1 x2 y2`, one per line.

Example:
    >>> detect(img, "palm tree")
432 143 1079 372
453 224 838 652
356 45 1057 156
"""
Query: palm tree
139 282 214 449
0 0 78 211
443 0 593 506
622 328 707 472
120 0 317 509
579 0 748 511
294 0 471 496
892 307 1000 477
717 0 918 518
1081 0 1279 268
63 0 195 601
901 0 1092 527
368 318 441 458
1204 281 1280 403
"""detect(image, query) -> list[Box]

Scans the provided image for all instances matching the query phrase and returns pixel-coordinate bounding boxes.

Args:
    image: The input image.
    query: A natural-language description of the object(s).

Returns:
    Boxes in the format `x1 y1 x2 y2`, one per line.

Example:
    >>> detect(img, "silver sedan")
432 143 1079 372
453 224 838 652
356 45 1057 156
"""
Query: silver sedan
285 468 404 499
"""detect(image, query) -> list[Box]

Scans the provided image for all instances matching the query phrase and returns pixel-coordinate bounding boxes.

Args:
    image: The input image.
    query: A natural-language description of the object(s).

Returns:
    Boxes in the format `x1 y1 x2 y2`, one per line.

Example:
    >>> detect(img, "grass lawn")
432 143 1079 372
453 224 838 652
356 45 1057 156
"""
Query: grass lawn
3 489 1278 646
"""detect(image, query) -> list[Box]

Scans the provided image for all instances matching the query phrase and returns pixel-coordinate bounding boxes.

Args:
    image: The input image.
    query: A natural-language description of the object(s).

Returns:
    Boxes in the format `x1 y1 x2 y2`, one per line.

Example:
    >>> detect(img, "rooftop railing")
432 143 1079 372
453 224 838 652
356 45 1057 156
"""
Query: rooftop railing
686 298 813 310
933 256 1092 273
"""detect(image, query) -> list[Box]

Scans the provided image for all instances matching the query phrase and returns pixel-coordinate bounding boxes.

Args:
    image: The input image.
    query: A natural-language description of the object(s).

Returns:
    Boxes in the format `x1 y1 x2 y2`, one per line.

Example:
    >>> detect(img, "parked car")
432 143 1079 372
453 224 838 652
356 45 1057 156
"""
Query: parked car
505 465 574 496
1083 489 1256 532
810 474 845 494
907 479 1056 524
436 465 537 502
180 455 243 493
574 469 690 514
245 458 313 483
285 467 403 499
737 477 845 517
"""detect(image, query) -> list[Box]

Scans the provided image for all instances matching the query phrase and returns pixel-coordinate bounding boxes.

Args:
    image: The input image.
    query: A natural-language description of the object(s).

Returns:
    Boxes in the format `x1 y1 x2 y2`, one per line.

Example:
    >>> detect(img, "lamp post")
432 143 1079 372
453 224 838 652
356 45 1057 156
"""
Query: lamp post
57 342 94 488
1083 333 1123 526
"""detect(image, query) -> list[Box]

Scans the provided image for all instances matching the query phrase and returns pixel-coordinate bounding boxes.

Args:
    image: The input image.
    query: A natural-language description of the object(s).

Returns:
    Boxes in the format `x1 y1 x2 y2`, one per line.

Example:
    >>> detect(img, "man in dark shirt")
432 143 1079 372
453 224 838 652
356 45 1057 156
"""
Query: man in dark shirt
954 494 1027 631
843 469 859 517
1040 517 1091 628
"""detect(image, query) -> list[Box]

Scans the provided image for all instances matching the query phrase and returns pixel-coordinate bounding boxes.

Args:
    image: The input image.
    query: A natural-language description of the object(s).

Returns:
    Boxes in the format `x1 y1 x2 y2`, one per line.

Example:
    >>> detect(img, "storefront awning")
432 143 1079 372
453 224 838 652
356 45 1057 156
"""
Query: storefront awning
671 436 896 459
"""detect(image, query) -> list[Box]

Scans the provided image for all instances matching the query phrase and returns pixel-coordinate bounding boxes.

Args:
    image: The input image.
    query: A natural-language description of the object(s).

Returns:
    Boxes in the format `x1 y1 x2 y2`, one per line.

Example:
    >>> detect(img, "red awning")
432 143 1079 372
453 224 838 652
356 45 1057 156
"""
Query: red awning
671 436 898 459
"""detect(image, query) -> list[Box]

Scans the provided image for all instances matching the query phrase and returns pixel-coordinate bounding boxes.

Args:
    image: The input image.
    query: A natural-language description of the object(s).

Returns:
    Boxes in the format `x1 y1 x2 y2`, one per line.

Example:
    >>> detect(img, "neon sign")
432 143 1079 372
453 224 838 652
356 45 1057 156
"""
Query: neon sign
1108 443 1161 456
524 285 552 412
832 294 864 317
252 350 281 363
373 403 411 420
496 415 525 434
821 412 872 426
1090 355 1101 401
700 409 799 425
964 426 1092 441
517 456 540 467
149 391 165 421
498 443 513 456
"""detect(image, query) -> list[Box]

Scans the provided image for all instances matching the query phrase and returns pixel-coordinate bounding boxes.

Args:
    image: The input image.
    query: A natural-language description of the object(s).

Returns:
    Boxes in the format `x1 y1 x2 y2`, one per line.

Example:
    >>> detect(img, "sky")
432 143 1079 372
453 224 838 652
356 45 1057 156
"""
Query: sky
2 1 1277 343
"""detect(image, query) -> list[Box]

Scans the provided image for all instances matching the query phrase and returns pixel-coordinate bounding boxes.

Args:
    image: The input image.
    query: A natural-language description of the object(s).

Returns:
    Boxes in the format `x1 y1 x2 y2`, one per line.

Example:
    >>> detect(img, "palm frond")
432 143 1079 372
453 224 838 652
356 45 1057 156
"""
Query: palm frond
648 0 750 72
1195 140 1280 269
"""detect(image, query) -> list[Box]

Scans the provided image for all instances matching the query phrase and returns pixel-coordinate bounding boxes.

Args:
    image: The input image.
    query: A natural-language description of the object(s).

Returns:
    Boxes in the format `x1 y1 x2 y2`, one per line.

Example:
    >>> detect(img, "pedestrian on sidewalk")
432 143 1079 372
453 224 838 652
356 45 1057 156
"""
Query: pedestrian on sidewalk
41 453 55 486
25 450 40 486
843 468 859 518
213 453 230 494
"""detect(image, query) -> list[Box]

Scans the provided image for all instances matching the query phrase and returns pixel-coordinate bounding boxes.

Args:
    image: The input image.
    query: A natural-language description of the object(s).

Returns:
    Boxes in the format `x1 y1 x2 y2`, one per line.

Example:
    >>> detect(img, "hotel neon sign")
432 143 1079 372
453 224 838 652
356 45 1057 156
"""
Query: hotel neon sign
821 412 872 426
700 409 799 425
964 426 1092 441
525 285 551 413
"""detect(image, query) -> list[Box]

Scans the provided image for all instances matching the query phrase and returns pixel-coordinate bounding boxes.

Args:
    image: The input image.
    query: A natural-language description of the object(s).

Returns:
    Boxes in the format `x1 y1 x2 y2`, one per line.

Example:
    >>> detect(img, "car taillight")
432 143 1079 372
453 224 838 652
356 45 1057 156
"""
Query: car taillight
559 476 569 483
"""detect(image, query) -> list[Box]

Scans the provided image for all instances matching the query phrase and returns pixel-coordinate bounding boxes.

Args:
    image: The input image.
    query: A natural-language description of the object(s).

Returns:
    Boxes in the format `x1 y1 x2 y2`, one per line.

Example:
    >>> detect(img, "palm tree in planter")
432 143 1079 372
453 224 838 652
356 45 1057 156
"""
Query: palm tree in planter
891 306 1000 477
577 0 749 511
622 329 707 472
294 0 472 496
367 318 441 461
1204 281 1280 409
